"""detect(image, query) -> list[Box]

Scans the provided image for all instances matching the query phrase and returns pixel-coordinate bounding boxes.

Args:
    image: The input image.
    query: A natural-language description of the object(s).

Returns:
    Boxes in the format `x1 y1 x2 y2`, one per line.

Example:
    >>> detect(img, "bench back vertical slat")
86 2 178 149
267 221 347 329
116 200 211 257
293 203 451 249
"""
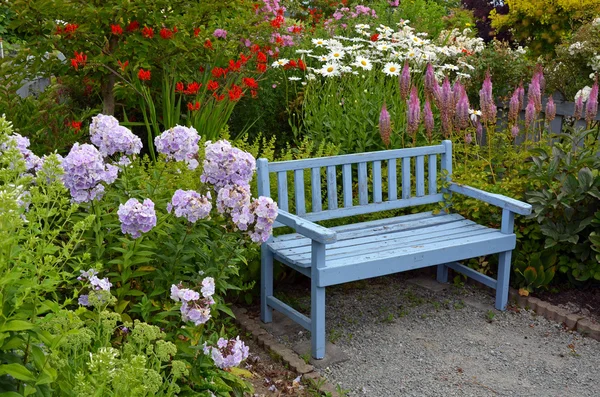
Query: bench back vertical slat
358 162 368 205
388 158 397 201
416 155 425 197
373 160 383 203
342 164 353 207
441 140 452 194
402 157 411 199
277 171 289 212
261 142 450 222
428 154 437 195
311 167 322 212
327 165 338 210
294 169 306 215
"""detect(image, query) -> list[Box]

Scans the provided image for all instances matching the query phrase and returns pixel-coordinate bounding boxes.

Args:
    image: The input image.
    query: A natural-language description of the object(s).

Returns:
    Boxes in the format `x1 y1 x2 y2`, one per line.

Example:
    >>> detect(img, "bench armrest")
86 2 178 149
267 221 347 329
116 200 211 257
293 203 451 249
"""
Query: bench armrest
276 210 337 244
448 183 532 216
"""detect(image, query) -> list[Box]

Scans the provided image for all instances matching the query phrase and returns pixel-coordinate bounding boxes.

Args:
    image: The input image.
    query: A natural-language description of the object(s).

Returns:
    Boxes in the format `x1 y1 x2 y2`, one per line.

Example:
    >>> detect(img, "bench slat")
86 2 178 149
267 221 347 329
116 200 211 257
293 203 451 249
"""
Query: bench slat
311 167 322 212
373 161 382 203
294 169 306 215
318 232 516 287
277 171 288 212
428 155 437 195
358 162 368 205
342 164 352 207
416 155 425 197
388 158 397 201
402 157 411 199
267 144 446 172
327 165 337 210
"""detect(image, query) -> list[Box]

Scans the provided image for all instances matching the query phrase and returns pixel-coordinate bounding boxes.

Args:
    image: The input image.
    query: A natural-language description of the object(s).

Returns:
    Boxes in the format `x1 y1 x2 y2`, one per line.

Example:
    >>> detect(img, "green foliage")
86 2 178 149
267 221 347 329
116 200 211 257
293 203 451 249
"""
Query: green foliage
526 128 600 282
514 250 557 293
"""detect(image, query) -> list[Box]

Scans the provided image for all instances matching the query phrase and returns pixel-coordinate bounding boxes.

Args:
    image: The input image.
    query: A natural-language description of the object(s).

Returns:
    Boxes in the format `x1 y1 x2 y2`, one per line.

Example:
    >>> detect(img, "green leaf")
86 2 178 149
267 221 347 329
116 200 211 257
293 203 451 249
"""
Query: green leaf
523 266 537 284
0 363 35 381
0 320 34 333
578 167 594 190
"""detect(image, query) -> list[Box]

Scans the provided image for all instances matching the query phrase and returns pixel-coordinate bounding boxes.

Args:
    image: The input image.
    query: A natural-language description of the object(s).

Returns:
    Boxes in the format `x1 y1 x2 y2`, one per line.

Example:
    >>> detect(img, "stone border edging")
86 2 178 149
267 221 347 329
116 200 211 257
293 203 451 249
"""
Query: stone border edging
508 288 600 340
231 306 342 397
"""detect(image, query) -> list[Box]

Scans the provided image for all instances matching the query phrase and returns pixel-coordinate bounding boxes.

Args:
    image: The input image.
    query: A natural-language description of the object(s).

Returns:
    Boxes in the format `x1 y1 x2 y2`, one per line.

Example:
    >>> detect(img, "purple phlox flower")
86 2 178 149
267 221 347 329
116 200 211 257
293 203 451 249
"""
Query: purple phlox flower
171 281 215 326
205 336 250 369
0 133 42 172
465 133 472 144
525 100 536 129
167 189 212 223
511 125 520 139
89 275 112 291
248 196 278 243
455 91 470 130
78 295 89 306
155 125 200 170
574 95 584 120
117 198 157 238
545 97 556 125
585 81 598 125
424 63 438 102
479 71 497 123
213 29 228 39
78 268 98 281
388 0 400 6
216 185 253 232
508 88 521 126
423 100 434 142
399 62 411 100
407 87 421 138
379 102 391 148
201 277 215 298
90 114 142 157
62 143 119 203
201 140 256 190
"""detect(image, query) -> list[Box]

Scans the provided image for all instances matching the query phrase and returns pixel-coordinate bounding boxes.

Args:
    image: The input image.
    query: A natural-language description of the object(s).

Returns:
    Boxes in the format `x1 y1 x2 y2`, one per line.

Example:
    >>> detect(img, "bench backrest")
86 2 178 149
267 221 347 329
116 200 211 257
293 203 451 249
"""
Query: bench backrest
257 140 453 223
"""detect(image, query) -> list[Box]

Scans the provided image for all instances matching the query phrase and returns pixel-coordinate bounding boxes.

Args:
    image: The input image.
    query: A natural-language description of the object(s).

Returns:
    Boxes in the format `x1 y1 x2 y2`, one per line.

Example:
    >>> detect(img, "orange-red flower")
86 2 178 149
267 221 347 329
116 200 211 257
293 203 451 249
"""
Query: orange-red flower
251 90 258 99
228 84 243 102
213 93 225 101
138 68 151 81
204 40 213 50
126 21 140 32
184 82 201 95
297 59 306 71
370 33 379 42
70 51 87 70
118 60 129 72
70 121 82 133
211 67 226 78
242 77 258 89
228 59 242 72
187 101 200 111
270 15 284 29
194 27 201 37
111 24 123 35
142 26 154 38
257 52 267 63
64 23 79 36
159 28 173 39
176 82 185 93
250 44 260 53
239 54 251 64
207 80 219 91
257 63 267 73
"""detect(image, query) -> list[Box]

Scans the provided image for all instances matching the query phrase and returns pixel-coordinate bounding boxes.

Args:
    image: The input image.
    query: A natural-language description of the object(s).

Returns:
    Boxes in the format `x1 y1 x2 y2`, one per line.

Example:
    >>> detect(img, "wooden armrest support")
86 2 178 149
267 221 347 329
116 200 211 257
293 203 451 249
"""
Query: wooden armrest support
448 183 532 216
276 210 337 244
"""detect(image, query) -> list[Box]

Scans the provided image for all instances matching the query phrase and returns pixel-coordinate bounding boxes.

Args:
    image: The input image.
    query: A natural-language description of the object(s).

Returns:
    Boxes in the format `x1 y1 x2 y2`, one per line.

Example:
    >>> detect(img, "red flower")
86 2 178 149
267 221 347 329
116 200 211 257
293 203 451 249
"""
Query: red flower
173 26 178 33
70 121 82 133
207 80 219 91
159 28 173 39
199 66 205 73
297 59 306 71
290 25 303 34
251 90 258 99
213 92 225 101
257 52 267 63
111 24 123 36
211 67 226 78
270 15 284 29
204 39 213 50
187 101 200 111
370 33 379 42
118 60 129 72
55 26 63 35
70 51 87 70
138 68 151 81
253 3 261 12
250 44 260 53
142 26 154 38
284 59 297 70
184 82 201 95
242 77 258 89
175 82 185 93
126 21 140 32
275 36 284 46
228 59 242 72
64 23 79 36
257 63 267 73
228 84 243 102
239 54 250 64
194 27 201 37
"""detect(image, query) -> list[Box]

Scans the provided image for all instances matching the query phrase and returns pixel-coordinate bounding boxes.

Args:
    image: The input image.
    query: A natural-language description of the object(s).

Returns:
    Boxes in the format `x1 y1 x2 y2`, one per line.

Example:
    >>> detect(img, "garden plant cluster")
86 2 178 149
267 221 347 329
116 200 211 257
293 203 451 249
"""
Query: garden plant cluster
1 0 600 395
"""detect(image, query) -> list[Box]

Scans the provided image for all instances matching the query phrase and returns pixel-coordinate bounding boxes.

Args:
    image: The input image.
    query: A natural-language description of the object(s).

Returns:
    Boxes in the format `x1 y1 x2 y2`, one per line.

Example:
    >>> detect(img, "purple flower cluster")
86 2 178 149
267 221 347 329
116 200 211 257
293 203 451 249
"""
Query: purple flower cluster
118 198 157 238
167 189 212 223
213 29 228 39
216 185 253 230
1 133 41 171
62 143 119 203
154 126 200 170
90 114 142 157
201 140 256 189
204 336 249 369
171 277 215 326
379 102 391 148
248 196 278 243
77 268 112 307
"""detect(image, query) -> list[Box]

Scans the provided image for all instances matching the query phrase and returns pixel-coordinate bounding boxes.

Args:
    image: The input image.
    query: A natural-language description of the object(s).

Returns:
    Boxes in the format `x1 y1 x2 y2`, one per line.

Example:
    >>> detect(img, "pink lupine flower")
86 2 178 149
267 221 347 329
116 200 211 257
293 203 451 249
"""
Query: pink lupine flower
379 102 392 148
508 88 520 125
574 95 584 120
535 64 546 93
517 83 525 111
525 100 536 129
455 91 470 130
423 100 434 142
528 76 542 113
511 125 520 139
407 87 421 139
545 97 556 125
424 63 438 102
399 62 411 101
479 71 497 123
585 81 598 125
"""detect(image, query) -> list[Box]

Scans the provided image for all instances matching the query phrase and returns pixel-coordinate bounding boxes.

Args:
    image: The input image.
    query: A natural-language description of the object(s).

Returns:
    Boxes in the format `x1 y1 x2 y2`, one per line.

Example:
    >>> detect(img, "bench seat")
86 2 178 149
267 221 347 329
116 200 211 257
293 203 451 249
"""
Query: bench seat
269 212 516 286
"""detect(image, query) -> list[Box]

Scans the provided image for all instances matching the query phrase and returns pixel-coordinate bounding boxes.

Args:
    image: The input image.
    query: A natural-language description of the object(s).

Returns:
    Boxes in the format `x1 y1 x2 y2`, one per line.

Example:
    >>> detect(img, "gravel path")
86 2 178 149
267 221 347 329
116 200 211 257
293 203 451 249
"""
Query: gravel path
272 273 600 396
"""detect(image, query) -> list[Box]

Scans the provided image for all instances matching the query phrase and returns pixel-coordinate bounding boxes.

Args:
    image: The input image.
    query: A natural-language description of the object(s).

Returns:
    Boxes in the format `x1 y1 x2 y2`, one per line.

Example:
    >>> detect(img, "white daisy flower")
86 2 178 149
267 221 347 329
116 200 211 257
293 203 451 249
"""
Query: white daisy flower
382 62 401 76
320 63 340 77
318 55 328 62
457 72 471 79
288 76 302 81
328 50 345 61
352 56 373 70
296 49 313 54
271 59 289 68
312 38 326 47
377 43 391 52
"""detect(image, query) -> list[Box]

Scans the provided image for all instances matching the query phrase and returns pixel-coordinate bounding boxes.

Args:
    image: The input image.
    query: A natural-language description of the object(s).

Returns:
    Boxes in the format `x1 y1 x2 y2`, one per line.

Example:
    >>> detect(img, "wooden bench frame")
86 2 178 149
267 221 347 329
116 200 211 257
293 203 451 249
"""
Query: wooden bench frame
257 141 531 359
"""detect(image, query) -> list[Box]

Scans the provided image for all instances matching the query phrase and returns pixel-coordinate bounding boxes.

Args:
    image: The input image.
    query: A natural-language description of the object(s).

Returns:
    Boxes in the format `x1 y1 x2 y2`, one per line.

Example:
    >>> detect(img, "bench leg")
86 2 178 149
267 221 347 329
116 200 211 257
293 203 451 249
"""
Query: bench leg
311 279 326 360
495 250 512 311
260 244 273 323
437 263 449 283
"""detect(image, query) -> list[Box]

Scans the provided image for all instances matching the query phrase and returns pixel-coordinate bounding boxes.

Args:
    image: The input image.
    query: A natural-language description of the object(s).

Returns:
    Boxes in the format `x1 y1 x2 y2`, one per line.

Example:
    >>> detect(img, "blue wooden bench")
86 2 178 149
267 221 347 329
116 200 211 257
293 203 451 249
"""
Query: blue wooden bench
257 141 531 359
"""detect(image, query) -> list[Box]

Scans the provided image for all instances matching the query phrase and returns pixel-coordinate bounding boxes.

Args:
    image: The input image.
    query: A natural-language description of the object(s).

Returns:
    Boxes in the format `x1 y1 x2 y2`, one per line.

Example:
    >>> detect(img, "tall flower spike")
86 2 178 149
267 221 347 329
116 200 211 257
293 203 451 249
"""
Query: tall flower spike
511 125 520 139
585 80 598 125
525 100 536 129
528 75 542 113
517 83 525 111
535 64 546 93
399 62 411 101
379 102 392 148
424 63 437 102
479 71 496 124
453 80 465 108
476 121 483 143
574 95 584 120
407 87 421 142
545 97 556 125
509 88 520 125
455 91 470 130
423 100 434 143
